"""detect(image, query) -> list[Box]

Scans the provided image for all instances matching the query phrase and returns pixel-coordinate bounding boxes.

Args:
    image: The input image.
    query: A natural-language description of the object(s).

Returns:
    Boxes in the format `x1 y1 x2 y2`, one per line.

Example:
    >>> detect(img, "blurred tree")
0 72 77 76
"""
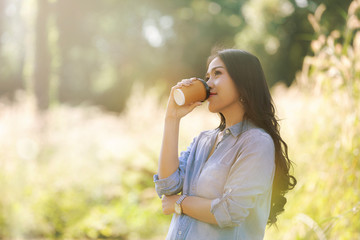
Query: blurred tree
153 0 244 85
0 0 25 98
234 0 352 86
0 0 3 56
0 0 5 92
0 0 353 111
54 0 142 111
34 0 50 109
49 0 246 111
55 0 96 105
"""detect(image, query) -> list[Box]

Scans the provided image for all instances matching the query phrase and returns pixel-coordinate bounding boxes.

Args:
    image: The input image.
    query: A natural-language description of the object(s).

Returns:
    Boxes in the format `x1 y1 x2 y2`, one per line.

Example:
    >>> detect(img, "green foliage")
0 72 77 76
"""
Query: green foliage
0 89 172 239
0 0 352 111
234 0 351 86
266 1 360 239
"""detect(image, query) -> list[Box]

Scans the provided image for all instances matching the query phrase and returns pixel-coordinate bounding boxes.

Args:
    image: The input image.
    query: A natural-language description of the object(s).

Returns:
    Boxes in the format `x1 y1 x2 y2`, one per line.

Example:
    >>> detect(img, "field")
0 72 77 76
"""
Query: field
0 3 359 239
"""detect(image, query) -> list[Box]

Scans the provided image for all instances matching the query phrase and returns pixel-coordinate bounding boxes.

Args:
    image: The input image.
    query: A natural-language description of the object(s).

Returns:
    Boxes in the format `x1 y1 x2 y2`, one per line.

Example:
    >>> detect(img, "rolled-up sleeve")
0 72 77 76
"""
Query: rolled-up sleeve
153 137 196 198
210 131 275 228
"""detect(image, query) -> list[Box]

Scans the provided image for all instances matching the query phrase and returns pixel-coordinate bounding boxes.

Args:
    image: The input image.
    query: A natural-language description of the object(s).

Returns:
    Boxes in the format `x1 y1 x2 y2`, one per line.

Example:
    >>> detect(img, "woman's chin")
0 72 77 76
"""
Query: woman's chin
207 102 218 113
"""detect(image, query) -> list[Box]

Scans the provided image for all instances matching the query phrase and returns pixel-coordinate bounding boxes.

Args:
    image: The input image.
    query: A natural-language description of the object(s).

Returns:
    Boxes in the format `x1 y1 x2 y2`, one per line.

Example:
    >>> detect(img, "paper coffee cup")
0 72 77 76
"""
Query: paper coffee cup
174 79 210 106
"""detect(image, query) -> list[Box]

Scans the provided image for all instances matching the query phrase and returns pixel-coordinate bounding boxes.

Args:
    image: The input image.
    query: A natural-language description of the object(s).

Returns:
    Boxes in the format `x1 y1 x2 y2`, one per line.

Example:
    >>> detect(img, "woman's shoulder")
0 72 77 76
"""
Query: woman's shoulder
240 126 274 147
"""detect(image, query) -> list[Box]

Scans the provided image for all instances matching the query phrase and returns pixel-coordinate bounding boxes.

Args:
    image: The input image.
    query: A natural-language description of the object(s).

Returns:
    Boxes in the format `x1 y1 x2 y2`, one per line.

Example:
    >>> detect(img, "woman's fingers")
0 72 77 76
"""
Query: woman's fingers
176 78 197 88
187 101 203 111
161 195 178 215
166 78 202 119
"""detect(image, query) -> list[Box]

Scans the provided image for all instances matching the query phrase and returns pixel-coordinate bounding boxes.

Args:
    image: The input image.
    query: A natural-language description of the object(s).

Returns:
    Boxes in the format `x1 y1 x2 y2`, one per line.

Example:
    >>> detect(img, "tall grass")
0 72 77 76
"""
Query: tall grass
0 1 359 239
266 1 360 239
0 86 217 239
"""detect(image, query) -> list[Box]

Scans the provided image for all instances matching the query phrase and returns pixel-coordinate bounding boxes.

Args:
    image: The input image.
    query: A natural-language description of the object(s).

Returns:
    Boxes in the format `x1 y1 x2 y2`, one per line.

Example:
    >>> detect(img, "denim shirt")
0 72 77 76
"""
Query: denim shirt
154 121 275 240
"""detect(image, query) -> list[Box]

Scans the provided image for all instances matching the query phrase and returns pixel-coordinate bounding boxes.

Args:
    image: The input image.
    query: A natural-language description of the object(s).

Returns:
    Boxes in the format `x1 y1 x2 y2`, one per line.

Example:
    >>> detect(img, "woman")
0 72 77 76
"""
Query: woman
154 49 296 239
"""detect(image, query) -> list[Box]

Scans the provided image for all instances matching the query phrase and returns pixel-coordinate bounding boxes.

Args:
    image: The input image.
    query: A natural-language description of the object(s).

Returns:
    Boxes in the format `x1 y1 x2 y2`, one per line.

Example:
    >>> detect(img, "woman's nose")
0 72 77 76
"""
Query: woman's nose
207 78 214 88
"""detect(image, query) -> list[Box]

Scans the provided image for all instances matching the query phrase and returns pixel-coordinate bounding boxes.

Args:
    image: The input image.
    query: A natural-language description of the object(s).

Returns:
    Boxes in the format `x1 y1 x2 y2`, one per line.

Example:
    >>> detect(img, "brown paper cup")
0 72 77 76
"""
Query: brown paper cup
174 79 210 106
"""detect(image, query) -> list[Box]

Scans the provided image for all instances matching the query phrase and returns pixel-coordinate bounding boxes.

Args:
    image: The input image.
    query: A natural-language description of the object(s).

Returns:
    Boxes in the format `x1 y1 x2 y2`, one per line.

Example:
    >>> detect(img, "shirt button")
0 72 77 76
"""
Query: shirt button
225 129 230 134
178 231 182 235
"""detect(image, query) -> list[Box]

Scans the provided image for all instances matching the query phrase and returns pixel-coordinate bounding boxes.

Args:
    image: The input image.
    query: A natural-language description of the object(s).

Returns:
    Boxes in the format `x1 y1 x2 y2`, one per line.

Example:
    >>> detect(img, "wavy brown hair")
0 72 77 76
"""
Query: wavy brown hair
208 48 297 225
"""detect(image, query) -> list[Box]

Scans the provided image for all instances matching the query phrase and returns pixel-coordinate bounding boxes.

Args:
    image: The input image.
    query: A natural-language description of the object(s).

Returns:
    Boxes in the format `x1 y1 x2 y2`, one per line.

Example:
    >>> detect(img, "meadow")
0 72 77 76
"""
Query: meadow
0 2 359 240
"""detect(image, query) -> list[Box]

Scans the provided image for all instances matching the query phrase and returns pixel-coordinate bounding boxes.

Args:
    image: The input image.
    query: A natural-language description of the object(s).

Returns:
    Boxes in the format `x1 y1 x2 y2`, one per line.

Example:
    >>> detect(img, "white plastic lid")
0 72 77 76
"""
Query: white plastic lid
174 89 185 106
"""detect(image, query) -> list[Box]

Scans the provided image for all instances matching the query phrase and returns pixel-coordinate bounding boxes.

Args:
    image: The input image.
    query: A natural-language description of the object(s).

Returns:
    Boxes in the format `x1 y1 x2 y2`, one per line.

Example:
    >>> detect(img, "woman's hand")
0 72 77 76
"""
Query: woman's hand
165 78 202 120
161 195 180 215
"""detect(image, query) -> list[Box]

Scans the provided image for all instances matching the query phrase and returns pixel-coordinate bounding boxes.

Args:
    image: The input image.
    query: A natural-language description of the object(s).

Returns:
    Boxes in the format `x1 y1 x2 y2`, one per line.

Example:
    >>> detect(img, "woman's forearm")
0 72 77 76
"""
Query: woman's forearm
182 196 218 225
158 117 181 179
161 195 218 225
158 79 202 179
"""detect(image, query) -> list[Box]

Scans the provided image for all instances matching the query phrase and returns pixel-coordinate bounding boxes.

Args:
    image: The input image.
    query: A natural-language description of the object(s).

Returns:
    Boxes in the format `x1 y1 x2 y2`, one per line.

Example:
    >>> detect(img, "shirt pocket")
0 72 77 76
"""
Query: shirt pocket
195 161 232 199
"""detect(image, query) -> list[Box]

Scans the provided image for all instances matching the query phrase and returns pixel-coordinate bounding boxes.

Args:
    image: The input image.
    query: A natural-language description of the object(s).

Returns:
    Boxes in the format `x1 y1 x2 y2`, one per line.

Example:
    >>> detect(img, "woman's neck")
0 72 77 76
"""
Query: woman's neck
221 102 245 129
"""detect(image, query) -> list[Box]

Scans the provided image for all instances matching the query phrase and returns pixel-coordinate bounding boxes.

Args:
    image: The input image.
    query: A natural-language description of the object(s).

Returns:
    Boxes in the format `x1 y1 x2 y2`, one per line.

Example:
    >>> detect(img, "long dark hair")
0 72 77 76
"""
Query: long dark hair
208 49 297 225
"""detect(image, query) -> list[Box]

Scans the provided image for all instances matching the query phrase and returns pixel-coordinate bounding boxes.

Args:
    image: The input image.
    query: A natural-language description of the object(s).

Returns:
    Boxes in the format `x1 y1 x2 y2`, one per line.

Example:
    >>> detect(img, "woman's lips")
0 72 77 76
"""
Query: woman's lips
209 92 217 97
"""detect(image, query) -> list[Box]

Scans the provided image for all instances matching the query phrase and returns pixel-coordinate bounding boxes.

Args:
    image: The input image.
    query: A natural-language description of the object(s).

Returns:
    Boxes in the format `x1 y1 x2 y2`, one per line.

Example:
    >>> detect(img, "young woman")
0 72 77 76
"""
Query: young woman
154 49 296 239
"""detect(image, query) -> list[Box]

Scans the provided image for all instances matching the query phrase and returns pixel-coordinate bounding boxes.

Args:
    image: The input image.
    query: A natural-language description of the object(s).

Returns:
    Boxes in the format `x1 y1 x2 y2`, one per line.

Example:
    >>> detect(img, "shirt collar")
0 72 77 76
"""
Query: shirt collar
225 120 256 137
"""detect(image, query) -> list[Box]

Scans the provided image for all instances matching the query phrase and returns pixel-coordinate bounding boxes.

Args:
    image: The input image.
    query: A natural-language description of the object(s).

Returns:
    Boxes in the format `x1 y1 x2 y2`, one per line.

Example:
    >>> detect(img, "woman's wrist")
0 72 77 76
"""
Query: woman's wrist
165 113 181 123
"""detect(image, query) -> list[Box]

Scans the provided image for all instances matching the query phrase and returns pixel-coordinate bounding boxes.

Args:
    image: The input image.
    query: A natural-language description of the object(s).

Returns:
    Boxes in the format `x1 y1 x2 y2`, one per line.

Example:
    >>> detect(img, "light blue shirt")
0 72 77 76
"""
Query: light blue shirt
154 121 275 240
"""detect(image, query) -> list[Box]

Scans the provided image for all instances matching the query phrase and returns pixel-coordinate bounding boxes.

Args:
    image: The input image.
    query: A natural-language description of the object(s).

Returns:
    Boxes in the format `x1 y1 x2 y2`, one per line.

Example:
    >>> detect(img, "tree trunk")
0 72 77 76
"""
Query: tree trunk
55 0 74 103
34 0 50 110
0 0 4 62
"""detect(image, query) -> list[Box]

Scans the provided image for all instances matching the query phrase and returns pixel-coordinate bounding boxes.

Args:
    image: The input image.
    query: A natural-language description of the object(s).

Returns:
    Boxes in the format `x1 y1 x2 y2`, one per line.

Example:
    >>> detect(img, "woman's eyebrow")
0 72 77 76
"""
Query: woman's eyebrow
212 66 224 70
206 66 225 75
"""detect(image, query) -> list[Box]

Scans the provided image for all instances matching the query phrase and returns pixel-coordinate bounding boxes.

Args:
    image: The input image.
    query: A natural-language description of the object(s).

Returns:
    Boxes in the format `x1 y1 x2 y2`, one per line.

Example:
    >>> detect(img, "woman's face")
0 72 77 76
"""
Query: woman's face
205 57 240 113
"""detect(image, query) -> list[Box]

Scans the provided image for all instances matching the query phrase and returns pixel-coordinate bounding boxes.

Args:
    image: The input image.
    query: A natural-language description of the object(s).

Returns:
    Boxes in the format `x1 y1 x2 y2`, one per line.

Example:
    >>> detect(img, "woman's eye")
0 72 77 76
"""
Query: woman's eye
214 71 221 76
